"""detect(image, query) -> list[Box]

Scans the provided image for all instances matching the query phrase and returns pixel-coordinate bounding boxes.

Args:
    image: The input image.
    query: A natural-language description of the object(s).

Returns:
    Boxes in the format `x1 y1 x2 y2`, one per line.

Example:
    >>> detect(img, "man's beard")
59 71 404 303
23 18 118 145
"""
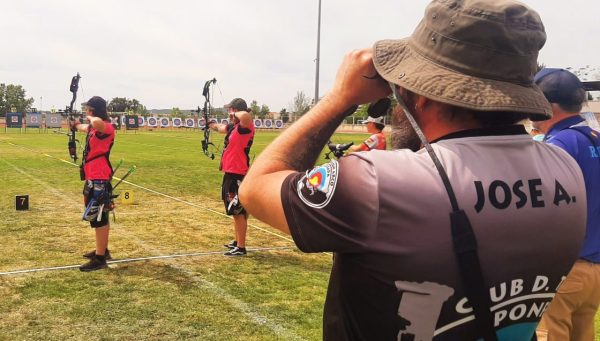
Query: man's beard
390 106 421 151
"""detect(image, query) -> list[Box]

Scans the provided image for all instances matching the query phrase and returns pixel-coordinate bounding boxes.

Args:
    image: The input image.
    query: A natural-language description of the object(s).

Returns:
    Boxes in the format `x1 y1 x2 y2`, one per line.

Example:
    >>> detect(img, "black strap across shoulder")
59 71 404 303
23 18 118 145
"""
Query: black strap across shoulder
394 91 499 341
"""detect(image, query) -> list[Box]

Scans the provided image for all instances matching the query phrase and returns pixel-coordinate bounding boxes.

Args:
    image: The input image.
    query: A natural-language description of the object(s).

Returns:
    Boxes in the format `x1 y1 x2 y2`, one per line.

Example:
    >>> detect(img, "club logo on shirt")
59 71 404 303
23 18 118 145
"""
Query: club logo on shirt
297 160 339 208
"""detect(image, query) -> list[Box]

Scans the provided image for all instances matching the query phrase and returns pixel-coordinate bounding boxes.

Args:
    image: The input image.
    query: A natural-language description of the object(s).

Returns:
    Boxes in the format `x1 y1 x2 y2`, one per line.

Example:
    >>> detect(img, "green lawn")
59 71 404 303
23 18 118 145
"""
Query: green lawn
0 128 598 340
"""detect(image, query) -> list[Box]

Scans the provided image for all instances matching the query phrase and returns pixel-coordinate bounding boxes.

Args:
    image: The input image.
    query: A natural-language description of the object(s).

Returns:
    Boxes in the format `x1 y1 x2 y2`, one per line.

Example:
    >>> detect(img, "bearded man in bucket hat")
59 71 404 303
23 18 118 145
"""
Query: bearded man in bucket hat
240 0 586 339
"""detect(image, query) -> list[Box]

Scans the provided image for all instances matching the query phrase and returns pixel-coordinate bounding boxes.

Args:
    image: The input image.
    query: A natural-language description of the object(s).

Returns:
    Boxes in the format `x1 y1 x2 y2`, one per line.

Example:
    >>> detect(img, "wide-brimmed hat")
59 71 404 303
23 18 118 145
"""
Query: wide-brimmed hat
373 0 552 121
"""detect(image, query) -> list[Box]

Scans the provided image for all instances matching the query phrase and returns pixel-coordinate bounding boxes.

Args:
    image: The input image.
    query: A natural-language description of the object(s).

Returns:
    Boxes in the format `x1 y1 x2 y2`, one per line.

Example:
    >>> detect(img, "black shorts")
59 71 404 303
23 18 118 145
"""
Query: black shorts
83 180 110 228
221 173 246 216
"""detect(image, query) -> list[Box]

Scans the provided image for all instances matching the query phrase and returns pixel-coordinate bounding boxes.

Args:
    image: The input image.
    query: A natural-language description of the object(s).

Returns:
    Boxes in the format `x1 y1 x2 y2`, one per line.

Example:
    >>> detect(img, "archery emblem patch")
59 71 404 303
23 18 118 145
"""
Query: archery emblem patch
297 160 339 208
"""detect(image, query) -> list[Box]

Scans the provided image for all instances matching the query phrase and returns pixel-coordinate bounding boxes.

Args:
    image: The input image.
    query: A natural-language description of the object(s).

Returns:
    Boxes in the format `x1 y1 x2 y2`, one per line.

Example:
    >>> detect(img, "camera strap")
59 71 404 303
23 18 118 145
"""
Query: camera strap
390 85 499 341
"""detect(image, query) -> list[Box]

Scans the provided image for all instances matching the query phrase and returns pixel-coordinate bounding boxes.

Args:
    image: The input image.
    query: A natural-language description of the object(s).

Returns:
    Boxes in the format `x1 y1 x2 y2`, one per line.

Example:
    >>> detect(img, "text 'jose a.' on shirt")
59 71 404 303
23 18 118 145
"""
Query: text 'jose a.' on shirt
280 128 586 340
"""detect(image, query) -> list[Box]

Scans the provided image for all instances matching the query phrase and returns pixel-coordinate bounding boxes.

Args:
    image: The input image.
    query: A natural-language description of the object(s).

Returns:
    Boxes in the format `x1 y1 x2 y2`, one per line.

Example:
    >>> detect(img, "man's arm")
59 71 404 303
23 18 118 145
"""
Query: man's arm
208 121 229 134
236 111 253 129
72 115 106 133
239 48 390 233
348 141 370 153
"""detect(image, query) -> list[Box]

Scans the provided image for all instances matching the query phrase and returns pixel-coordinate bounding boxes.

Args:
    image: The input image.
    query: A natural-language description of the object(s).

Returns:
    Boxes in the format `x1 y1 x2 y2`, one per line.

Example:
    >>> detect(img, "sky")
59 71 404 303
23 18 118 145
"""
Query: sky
1 0 599 112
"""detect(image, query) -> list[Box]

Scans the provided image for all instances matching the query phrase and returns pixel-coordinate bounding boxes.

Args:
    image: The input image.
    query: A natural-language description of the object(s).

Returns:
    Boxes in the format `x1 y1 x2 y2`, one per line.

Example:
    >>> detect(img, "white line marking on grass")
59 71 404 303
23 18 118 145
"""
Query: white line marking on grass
0 153 307 339
0 246 295 276
168 261 307 341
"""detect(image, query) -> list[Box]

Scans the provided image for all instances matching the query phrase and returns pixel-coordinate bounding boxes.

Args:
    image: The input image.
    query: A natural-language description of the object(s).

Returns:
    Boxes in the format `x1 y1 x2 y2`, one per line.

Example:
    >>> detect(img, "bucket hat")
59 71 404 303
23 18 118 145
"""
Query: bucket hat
373 0 552 120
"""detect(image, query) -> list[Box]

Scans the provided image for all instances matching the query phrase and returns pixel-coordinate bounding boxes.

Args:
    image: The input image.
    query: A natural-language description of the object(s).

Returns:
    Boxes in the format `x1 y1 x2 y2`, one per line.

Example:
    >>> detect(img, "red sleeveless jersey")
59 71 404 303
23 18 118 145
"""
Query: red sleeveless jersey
220 122 255 175
83 122 115 180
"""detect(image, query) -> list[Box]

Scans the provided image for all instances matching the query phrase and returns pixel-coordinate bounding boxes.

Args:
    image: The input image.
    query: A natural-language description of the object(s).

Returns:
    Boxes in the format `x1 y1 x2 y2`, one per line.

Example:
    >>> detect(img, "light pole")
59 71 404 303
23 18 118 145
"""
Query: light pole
314 0 322 105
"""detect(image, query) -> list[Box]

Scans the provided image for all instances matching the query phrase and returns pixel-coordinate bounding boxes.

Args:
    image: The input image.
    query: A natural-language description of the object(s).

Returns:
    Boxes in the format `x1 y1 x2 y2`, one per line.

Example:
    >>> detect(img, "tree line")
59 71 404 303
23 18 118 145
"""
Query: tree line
0 83 390 123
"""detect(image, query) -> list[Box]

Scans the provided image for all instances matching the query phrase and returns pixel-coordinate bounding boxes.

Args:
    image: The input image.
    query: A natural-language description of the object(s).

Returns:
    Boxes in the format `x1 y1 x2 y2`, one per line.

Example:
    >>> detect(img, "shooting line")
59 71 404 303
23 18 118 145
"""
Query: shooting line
0 246 296 276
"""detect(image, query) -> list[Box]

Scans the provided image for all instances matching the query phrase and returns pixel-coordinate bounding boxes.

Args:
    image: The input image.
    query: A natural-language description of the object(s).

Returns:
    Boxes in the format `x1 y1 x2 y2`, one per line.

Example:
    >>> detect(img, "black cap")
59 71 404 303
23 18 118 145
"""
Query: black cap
534 68 585 106
225 98 248 111
83 96 107 114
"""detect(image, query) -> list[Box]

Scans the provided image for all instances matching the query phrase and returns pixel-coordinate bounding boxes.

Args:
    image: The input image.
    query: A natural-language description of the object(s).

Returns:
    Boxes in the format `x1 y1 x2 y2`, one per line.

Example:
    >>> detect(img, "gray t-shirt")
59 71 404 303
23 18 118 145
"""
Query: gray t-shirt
281 126 586 340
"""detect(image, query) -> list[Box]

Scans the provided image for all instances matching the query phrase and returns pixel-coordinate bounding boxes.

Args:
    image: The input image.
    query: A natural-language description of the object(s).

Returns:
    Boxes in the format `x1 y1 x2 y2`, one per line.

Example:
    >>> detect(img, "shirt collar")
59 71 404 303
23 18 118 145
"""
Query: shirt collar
431 125 528 143
546 115 585 138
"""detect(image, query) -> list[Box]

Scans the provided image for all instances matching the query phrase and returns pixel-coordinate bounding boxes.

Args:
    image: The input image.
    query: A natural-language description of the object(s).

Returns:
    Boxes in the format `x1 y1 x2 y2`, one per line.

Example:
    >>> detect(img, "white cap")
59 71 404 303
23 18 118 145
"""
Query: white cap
365 116 385 125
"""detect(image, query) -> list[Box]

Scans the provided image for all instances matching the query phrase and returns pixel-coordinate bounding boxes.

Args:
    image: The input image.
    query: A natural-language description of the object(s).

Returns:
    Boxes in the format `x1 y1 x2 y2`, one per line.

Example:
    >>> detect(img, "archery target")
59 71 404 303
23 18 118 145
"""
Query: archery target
46 114 62 128
254 119 263 128
198 118 206 129
6 113 22 128
138 116 146 127
147 117 158 127
185 118 196 128
160 117 170 127
264 119 273 128
275 120 284 129
221 119 229 125
172 118 182 127
120 116 126 125
125 115 139 129
26 113 42 128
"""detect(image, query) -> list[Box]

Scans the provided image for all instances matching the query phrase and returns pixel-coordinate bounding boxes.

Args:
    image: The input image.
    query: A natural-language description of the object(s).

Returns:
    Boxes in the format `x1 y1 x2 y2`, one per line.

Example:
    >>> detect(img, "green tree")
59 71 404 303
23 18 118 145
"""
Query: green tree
249 100 260 117
289 91 311 122
108 97 129 112
107 97 147 114
279 108 288 123
259 104 270 119
0 83 34 116
171 107 182 117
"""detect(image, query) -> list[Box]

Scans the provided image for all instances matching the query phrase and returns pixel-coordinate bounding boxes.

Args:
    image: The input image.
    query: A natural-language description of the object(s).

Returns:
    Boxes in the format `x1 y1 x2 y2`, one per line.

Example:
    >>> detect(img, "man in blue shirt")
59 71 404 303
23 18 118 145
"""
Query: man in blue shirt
533 68 600 341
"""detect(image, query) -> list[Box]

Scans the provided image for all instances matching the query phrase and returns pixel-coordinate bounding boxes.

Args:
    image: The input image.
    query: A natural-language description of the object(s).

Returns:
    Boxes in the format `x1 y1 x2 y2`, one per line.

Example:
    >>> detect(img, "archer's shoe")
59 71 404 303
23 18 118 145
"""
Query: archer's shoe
223 240 237 249
83 249 112 260
224 247 247 256
79 256 108 272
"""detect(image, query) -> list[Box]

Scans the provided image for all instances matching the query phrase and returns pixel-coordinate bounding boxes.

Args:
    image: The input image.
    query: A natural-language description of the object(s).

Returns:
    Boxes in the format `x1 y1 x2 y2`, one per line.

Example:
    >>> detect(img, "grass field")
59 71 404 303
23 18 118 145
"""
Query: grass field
1 128 599 340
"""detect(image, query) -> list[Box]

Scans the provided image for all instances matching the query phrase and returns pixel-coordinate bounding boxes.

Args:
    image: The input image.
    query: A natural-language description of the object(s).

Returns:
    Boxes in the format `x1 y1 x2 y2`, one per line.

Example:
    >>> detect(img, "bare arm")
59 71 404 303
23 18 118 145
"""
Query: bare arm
73 115 106 133
239 48 390 234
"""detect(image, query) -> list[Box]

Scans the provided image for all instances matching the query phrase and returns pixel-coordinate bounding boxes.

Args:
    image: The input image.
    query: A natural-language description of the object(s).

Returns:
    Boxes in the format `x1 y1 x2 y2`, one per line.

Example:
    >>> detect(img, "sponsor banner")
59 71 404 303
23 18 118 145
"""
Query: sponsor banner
185 118 196 128
147 117 158 127
172 117 183 128
26 113 42 128
264 119 273 128
6 113 22 128
254 119 263 128
46 114 62 128
160 117 170 127
275 119 284 129
125 115 139 129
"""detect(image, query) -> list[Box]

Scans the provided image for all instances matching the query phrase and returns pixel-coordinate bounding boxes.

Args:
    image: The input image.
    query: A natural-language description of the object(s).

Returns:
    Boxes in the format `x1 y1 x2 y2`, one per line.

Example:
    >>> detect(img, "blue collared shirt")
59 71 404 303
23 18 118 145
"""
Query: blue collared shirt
545 115 600 263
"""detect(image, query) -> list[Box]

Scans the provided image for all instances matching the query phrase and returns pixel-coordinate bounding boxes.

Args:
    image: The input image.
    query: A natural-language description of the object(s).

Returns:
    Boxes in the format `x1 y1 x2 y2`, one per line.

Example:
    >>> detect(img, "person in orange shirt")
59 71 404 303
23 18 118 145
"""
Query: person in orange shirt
348 115 386 152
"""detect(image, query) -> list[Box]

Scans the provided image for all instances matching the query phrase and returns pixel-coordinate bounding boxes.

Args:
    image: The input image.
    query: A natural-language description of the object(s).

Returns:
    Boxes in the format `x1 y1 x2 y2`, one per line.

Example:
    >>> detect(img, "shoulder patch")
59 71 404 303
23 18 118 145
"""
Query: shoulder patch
296 160 339 208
